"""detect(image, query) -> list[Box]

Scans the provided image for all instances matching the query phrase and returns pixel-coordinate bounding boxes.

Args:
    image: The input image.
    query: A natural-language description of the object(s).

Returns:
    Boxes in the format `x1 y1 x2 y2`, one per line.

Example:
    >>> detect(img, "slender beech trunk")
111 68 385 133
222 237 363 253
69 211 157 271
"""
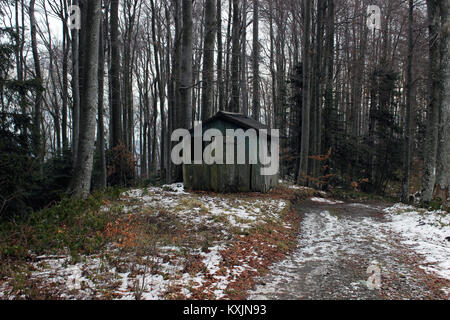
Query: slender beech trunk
298 0 311 185
151 0 167 181
110 0 122 147
29 0 42 162
172 0 183 181
224 0 232 110
201 0 217 121
217 0 224 111
180 0 193 129
323 0 335 188
422 0 440 202
324 0 335 156
61 0 69 152
402 0 414 203
229 0 240 113
252 0 259 120
165 4 173 182
71 0 80 164
68 0 101 198
268 0 276 128
241 0 248 116
434 0 450 203
97 9 107 189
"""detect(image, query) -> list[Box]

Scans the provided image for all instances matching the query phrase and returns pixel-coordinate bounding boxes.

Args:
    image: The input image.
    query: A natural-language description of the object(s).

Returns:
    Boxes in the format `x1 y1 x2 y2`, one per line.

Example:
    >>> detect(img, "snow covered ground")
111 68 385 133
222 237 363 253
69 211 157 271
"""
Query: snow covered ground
310 197 344 205
122 183 288 231
1 188 448 300
249 200 450 299
0 183 294 300
383 204 450 282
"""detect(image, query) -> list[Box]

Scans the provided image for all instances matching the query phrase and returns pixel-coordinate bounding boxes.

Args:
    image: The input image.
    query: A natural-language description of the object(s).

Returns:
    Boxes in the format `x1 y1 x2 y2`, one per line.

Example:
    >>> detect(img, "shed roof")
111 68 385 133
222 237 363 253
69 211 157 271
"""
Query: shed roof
192 111 269 131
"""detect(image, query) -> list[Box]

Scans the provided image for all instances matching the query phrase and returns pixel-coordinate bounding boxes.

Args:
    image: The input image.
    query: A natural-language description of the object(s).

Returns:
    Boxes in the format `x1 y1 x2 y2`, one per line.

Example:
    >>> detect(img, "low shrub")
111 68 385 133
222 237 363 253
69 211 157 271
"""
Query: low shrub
0 188 123 260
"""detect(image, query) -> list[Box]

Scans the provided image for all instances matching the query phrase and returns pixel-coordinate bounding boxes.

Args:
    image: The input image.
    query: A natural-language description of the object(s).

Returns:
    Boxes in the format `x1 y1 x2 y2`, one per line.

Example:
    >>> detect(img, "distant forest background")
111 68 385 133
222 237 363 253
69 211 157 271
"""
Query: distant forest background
0 0 448 217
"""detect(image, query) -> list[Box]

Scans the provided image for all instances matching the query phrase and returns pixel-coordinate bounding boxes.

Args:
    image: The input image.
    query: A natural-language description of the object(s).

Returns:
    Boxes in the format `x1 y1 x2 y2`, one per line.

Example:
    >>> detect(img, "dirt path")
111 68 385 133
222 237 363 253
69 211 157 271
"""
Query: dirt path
248 199 449 300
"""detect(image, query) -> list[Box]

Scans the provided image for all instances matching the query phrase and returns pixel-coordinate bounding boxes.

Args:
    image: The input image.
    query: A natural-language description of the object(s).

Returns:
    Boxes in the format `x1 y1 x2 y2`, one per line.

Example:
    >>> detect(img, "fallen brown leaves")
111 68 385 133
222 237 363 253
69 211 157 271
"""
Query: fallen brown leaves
179 186 303 300
104 214 140 248
219 206 301 300
1 185 306 300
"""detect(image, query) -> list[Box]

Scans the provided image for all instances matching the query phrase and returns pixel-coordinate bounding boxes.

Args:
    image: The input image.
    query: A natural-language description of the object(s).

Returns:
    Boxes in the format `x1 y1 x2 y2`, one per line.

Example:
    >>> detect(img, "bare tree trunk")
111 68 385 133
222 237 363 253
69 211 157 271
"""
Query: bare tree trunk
434 0 450 203
122 0 140 152
29 0 42 163
61 0 69 152
297 0 311 185
150 0 166 180
165 4 173 183
224 0 232 110
97 8 107 189
268 0 276 129
15 0 26 124
158 5 167 182
402 0 414 202
422 0 440 202
241 0 248 116
172 0 183 181
251 0 259 121
110 0 122 147
71 0 80 164
201 0 216 121
310 0 325 180
139 51 150 180
78 0 87 124
180 0 193 128
152 83 157 171
68 0 101 198
324 0 335 158
217 0 224 111
274 3 287 177
42 1 61 156
229 0 240 113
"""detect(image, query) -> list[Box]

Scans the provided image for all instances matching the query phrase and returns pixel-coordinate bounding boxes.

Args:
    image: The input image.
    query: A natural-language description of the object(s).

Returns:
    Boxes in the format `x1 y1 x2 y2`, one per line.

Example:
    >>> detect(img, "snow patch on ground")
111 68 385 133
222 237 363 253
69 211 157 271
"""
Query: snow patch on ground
249 203 450 299
122 184 287 231
348 203 385 211
310 197 344 205
249 210 390 299
1 183 291 300
383 203 450 281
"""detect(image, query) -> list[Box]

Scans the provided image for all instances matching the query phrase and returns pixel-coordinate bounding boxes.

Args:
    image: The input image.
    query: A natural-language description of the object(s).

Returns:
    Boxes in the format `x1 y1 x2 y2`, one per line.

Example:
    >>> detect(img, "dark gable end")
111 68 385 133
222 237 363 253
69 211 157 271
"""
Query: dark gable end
190 111 272 135
211 111 269 131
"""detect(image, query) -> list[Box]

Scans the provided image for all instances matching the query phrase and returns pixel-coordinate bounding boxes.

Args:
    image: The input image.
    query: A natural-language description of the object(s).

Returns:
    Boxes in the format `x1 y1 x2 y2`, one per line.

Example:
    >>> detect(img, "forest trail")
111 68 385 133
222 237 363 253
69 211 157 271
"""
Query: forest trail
248 199 450 300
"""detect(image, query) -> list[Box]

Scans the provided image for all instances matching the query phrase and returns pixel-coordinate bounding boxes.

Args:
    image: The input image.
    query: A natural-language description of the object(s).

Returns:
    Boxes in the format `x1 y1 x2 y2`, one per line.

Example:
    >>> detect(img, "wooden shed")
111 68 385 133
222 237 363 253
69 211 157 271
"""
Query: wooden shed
183 111 279 193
